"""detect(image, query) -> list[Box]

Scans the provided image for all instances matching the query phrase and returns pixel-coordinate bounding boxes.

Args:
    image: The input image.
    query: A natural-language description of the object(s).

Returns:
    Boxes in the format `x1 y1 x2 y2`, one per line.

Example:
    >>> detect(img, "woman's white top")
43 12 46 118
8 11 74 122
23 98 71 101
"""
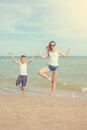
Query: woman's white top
48 51 59 66
20 63 27 76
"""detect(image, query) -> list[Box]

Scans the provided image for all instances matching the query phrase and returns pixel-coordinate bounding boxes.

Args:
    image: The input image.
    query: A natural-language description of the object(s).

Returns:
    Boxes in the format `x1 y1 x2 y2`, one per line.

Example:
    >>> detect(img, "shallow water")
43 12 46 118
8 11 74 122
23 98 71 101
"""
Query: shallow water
0 56 87 96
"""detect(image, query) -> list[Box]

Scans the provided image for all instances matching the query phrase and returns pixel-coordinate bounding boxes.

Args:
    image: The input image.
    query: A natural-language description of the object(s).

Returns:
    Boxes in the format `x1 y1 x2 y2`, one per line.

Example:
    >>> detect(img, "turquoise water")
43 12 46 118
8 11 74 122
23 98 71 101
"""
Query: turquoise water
0 56 87 96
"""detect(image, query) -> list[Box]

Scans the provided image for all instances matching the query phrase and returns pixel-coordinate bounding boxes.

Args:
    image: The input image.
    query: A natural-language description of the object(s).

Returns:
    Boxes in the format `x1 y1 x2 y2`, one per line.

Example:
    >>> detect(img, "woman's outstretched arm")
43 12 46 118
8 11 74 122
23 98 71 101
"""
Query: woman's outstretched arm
58 47 71 57
38 51 49 59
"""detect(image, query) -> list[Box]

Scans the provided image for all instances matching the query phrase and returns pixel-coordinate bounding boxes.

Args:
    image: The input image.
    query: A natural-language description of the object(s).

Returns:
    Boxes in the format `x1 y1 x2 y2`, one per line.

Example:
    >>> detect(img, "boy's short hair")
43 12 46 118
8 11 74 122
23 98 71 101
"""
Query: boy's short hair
20 55 26 59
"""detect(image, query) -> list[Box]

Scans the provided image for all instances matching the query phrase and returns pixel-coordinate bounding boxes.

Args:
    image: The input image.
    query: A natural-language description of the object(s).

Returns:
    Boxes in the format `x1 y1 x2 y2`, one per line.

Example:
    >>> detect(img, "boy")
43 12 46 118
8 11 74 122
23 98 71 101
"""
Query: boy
9 53 35 96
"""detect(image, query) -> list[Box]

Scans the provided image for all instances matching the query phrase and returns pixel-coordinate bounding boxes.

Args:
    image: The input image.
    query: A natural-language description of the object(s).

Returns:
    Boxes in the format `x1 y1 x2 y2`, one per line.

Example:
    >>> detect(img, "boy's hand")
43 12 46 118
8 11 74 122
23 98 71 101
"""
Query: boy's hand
68 45 72 49
38 50 41 55
9 52 14 56
9 52 19 64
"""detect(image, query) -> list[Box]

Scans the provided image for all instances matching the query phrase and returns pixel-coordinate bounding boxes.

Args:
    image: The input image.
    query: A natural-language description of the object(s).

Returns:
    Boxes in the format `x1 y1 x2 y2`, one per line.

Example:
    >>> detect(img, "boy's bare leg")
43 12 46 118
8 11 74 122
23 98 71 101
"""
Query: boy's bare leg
22 88 26 96
20 86 26 96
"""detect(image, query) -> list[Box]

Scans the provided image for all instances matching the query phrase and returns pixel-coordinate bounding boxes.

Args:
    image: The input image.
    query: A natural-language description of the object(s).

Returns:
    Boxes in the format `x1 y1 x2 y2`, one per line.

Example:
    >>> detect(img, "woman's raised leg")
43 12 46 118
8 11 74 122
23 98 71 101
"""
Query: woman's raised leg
38 66 51 82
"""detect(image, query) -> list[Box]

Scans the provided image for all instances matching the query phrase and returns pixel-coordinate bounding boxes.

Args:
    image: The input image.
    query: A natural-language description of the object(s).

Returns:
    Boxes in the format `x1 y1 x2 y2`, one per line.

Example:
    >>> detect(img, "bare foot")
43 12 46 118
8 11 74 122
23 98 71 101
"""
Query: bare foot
47 77 51 82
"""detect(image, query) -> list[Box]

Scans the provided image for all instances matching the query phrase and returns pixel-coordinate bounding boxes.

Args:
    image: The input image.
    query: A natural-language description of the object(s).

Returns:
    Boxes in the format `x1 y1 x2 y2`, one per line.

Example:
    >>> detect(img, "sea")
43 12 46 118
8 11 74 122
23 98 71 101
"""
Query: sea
0 56 87 98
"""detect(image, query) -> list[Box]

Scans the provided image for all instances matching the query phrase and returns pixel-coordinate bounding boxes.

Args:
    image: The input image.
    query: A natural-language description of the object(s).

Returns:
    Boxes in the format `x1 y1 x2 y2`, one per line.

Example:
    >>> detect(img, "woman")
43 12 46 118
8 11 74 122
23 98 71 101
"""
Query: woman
38 41 70 96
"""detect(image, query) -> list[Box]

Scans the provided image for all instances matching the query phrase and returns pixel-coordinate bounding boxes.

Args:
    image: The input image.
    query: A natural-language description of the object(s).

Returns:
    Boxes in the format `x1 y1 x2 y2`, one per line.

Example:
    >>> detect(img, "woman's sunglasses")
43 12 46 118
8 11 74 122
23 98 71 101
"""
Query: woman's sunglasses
51 44 56 46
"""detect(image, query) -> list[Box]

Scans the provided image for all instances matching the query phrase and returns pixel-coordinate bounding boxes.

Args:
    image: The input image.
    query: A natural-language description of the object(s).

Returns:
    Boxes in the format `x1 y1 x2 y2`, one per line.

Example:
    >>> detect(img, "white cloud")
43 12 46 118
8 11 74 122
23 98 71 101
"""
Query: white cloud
0 0 87 39
40 0 87 38
0 3 32 33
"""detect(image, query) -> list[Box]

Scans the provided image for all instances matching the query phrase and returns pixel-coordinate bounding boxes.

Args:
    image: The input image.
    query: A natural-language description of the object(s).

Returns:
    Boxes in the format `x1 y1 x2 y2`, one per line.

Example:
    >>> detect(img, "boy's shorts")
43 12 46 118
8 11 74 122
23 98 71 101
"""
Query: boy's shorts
16 75 27 87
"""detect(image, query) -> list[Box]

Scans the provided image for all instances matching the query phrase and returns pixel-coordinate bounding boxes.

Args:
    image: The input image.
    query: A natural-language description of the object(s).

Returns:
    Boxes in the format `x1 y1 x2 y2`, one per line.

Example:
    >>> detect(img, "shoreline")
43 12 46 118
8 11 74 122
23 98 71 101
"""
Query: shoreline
0 86 87 99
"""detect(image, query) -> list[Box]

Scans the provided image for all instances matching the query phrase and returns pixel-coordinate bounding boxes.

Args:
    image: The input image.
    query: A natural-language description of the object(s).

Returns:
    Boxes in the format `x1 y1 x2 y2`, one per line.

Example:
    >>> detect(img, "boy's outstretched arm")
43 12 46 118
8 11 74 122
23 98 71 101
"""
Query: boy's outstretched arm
27 56 35 64
9 53 20 64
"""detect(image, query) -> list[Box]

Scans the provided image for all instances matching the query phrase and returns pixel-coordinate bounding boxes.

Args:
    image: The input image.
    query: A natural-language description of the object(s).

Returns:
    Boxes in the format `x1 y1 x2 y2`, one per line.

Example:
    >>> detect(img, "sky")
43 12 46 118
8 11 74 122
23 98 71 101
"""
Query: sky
0 0 87 56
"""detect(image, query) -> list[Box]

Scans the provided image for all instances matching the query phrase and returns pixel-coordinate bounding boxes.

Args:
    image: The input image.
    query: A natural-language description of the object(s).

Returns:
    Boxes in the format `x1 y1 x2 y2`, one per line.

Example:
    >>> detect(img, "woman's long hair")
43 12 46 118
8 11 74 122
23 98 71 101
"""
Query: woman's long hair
46 41 56 52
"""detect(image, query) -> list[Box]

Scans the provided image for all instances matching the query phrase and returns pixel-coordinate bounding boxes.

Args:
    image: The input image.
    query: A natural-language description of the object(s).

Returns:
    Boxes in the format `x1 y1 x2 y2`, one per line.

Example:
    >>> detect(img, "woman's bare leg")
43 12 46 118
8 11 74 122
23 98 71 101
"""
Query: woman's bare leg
38 67 51 82
51 72 57 96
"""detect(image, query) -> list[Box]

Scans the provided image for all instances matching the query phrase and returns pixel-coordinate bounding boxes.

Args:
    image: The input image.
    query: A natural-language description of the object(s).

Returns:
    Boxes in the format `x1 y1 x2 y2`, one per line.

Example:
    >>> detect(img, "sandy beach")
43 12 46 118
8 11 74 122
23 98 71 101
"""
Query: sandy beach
0 95 87 130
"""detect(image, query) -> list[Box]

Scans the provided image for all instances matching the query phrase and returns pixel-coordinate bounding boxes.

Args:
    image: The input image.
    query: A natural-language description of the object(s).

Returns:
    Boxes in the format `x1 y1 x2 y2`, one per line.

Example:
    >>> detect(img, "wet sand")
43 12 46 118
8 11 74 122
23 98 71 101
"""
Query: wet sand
0 95 87 130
